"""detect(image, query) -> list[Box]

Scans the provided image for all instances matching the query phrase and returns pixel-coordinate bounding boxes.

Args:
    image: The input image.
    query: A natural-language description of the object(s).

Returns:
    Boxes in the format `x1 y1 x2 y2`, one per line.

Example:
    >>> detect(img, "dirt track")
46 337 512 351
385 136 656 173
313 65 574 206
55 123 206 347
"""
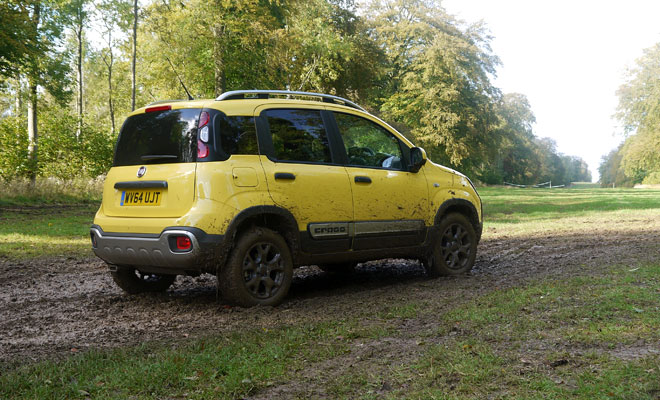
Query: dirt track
1 215 660 366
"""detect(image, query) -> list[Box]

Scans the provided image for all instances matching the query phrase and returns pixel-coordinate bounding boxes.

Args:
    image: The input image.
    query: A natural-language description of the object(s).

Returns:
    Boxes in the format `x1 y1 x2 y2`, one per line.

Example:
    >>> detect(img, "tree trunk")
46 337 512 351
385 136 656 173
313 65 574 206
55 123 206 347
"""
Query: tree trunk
104 30 115 135
76 12 83 139
27 81 38 182
213 24 226 96
14 75 22 116
27 3 40 183
131 0 137 111
108 54 115 135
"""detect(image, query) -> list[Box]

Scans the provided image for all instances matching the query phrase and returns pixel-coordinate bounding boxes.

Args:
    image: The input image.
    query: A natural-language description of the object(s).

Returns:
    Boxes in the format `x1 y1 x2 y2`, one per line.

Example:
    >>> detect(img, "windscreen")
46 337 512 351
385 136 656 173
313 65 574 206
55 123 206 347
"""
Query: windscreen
113 108 200 166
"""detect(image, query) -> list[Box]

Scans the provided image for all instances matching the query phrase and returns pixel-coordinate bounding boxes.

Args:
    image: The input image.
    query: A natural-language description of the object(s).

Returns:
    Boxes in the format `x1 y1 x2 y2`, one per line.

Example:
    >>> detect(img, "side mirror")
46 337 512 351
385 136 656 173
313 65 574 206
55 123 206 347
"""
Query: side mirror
409 147 427 173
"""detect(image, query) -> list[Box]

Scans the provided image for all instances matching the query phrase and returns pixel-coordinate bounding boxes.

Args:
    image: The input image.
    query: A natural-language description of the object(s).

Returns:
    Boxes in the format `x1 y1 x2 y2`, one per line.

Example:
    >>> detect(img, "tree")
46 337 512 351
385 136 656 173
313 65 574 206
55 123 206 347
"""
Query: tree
130 0 137 111
63 0 89 138
369 0 501 172
612 43 660 184
19 1 71 180
96 0 130 135
0 2 39 78
496 93 539 184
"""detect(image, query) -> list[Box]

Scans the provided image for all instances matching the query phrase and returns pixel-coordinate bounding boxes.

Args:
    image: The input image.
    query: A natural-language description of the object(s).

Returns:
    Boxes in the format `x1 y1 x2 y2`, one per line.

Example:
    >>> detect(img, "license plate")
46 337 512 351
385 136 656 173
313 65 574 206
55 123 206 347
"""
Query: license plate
121 190 162 206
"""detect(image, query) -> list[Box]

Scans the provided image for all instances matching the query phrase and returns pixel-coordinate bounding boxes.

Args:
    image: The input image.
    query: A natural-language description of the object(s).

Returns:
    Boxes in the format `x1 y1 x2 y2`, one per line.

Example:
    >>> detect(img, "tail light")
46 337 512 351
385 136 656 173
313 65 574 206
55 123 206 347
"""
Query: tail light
197 111 210 159
175 236 192 251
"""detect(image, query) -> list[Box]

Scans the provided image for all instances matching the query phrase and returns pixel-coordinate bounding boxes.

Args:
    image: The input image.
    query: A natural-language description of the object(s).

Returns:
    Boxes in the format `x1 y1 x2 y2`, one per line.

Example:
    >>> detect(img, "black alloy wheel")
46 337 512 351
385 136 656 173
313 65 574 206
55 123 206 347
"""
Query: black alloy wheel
425 213 477 277
219 227 293 307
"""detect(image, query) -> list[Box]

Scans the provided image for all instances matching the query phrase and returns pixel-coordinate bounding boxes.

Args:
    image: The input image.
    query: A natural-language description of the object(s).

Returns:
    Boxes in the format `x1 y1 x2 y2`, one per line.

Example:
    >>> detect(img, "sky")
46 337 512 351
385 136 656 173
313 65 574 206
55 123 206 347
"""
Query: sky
441 0 660 182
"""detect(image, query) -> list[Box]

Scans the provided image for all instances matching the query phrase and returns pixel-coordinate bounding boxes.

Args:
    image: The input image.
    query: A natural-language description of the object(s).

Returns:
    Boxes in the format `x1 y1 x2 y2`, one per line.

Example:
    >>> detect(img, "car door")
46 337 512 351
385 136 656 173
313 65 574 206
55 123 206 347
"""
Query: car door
330 111 429 250
256 106 354 253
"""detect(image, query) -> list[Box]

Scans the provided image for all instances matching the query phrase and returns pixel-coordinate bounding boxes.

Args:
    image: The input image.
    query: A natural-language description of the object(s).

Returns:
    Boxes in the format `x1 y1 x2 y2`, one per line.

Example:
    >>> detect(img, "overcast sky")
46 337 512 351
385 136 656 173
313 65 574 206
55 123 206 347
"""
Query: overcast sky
442 0 660 181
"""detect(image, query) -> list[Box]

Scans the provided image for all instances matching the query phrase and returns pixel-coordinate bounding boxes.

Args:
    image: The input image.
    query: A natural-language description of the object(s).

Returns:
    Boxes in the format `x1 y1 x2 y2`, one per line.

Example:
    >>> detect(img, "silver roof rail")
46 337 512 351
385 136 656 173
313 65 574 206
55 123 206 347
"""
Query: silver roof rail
215 90 366 112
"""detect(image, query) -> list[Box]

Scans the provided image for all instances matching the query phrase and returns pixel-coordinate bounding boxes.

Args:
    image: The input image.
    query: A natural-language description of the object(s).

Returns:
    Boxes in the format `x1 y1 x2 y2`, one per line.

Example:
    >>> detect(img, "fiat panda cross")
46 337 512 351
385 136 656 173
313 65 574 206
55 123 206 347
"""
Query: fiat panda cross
91 90 483 306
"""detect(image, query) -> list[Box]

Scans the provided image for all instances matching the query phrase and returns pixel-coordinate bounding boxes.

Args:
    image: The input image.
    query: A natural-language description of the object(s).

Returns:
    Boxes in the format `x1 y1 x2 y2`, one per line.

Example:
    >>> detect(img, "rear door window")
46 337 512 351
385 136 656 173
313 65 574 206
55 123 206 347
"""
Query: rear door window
114 108 199 166
264 109 332 164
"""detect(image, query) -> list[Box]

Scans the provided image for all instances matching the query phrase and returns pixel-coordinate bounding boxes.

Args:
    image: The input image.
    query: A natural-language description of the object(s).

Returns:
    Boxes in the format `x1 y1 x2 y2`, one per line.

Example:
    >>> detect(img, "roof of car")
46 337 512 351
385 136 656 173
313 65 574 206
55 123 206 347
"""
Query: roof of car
132 90 366 117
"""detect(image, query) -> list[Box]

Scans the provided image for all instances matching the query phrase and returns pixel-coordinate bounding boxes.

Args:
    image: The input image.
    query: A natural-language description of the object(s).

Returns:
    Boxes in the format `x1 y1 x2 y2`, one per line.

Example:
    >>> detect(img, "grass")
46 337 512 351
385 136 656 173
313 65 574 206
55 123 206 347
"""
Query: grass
0 178 102 259
0 177 103 206
481 187 660 224
2 186 660 398
392 264 660 399
0 204 98 259
0 321 380 399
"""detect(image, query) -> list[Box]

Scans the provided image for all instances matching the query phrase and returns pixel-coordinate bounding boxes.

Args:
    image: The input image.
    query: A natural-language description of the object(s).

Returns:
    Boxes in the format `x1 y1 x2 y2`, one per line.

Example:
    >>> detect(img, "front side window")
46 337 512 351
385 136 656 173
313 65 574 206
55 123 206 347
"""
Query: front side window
334 112 404 170
265 109 332 164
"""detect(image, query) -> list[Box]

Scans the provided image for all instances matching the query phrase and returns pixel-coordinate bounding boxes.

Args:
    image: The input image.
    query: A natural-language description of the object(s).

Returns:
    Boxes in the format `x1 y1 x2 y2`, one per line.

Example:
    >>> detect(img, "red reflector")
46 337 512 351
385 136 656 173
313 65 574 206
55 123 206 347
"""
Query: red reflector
145 105 172 113
199 111 210 128
176 236 192 251
197 140 209 158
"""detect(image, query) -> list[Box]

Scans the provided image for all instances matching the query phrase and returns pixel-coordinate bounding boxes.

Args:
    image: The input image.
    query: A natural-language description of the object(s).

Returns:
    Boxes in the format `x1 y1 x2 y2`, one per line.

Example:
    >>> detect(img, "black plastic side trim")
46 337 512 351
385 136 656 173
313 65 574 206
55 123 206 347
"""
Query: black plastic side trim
299 232 351 253
114 181 168 189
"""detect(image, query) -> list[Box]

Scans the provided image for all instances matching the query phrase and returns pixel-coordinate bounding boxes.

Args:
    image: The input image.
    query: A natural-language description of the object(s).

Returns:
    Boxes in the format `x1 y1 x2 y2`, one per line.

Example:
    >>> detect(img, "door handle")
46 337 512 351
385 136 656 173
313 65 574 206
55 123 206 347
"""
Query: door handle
354 176 371 184
274 172 296 180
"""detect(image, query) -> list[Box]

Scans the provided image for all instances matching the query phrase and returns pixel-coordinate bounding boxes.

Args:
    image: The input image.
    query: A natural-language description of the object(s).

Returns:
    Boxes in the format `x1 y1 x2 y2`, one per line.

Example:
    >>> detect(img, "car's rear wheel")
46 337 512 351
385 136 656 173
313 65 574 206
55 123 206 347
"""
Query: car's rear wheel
110 267 176 294
219 227 293 307
426 213 477 277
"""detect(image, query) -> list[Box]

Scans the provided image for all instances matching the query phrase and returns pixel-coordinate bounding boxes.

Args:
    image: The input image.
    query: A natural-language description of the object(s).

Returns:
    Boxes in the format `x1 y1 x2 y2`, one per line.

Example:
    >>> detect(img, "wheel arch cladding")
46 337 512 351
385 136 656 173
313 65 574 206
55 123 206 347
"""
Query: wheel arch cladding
435 199 483 242
222 206 301 267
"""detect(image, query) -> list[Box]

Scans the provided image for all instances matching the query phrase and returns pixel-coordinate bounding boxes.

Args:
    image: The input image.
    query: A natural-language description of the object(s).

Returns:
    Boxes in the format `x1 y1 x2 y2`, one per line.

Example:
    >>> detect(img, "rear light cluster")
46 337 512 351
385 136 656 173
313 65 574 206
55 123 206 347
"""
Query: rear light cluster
169 235 193 253
197 111 210 159
176 236 192 251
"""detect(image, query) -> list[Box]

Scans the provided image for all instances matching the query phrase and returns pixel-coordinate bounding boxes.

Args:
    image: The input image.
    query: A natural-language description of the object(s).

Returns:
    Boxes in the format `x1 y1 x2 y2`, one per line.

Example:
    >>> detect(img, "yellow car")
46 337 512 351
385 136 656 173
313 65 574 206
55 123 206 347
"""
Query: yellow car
91 90 482 306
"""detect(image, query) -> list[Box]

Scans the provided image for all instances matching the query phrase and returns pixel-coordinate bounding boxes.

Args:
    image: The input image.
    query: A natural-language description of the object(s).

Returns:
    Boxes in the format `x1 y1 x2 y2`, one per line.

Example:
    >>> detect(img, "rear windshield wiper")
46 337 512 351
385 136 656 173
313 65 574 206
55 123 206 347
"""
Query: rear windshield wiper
140 154 178 161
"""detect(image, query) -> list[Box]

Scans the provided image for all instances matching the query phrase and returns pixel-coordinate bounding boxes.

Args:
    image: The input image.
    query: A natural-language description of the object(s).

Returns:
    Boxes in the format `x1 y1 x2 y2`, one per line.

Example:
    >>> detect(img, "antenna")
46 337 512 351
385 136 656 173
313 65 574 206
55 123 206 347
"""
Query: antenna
165 56 194 101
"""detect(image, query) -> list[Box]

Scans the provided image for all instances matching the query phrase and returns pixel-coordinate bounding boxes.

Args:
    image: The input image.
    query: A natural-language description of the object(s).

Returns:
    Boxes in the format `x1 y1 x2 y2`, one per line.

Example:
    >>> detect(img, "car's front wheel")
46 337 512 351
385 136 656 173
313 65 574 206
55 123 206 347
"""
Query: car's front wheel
110 267 177 294
426 213 477 277
219 227 293 307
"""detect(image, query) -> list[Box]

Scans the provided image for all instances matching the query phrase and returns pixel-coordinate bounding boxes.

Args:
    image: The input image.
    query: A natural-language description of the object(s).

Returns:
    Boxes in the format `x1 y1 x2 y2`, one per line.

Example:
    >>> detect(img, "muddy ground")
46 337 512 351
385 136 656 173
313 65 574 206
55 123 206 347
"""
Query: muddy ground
2 213 660 383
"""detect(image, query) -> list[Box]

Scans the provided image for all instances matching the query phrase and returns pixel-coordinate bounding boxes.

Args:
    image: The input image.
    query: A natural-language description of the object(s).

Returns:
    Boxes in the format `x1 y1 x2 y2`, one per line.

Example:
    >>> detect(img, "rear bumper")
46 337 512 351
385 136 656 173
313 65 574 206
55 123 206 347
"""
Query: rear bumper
90 225 223 273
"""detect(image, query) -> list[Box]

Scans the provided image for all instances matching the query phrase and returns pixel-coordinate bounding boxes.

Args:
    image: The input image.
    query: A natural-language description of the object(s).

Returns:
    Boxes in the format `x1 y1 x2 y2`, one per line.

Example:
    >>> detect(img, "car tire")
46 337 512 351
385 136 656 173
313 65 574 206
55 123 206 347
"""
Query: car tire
318 262 357 274
219 227 293 307
426 213 477 277
110 267 177 294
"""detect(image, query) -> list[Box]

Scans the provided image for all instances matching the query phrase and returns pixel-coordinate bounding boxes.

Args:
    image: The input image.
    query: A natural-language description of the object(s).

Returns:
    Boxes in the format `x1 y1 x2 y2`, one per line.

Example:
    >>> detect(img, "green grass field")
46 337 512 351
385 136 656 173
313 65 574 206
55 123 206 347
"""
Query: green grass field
1 186 660 399
2 185 660 261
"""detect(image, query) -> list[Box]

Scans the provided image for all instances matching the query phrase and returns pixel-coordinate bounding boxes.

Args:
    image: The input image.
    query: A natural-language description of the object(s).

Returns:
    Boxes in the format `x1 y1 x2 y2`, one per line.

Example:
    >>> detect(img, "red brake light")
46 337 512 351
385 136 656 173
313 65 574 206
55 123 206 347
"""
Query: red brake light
197 141 209 159
199 111 210 128
145 105 172 113
176 236 192 251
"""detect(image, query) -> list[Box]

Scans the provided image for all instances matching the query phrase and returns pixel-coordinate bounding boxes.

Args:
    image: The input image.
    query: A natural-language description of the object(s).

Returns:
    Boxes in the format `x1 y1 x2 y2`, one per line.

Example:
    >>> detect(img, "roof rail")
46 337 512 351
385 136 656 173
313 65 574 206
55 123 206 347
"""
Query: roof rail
215 90 366 112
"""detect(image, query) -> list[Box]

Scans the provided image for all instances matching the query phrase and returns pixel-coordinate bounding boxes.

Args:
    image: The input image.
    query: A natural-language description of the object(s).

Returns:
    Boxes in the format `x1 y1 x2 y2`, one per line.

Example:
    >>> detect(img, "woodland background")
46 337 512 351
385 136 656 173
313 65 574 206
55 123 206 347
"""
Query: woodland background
1 0 655 186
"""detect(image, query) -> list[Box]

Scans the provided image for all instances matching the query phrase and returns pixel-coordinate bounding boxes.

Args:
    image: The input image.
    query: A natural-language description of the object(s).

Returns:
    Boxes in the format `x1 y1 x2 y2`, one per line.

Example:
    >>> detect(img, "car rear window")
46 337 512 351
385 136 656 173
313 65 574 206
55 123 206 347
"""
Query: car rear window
113 108 199 166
